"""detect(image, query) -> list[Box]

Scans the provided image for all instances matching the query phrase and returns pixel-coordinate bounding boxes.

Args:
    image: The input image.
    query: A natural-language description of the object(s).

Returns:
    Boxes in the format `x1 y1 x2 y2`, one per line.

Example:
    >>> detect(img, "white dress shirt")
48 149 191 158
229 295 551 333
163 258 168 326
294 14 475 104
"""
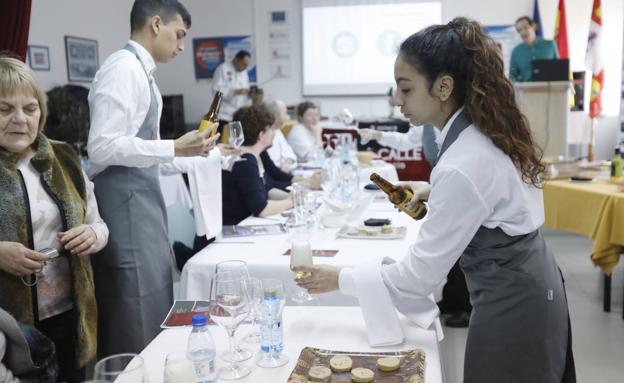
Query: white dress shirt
267 129 297 167
340 108 544 326
17 152 108 320
211 61 251 121
378 124 440 151
287 123 319 162
87 40 186 178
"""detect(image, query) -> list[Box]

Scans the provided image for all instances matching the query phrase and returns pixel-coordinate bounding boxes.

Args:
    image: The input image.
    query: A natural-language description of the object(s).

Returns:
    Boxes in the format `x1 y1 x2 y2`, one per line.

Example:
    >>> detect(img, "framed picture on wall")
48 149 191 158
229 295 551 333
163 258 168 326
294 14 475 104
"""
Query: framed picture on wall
64 36 99 82
27 45 50 71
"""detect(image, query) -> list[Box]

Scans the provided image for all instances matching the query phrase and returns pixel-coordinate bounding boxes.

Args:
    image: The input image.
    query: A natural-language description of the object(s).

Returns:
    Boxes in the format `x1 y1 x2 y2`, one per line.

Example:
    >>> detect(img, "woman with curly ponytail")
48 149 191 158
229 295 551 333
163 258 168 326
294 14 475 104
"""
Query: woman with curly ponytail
294 17 575 383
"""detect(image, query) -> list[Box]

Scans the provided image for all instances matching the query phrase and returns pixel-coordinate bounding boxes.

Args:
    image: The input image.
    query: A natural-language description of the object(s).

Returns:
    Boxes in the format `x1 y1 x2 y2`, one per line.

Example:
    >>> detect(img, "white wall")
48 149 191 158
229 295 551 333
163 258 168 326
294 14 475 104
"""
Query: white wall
27 0 623 159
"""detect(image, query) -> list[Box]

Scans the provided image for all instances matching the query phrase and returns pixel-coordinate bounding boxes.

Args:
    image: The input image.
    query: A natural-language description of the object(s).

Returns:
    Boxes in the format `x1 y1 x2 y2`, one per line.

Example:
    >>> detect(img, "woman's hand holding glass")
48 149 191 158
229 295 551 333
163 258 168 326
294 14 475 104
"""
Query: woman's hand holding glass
293 264 342 294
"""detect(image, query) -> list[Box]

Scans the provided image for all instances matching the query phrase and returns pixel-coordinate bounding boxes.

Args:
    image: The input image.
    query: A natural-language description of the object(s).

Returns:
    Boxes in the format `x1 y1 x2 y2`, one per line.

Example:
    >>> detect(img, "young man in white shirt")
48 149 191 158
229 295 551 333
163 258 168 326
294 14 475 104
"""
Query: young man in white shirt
87 0 220 358
211 50 252 129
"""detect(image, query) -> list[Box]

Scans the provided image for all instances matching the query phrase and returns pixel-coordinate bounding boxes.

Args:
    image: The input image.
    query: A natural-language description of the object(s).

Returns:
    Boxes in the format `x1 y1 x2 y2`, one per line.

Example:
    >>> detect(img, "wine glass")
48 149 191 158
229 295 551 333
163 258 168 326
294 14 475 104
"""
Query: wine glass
256 279 288 368
289 228 315 303
93 353 144 382
243 277 263 343
210 271 251 380
164 352 196 383
213 261 253 362
227 121 245 162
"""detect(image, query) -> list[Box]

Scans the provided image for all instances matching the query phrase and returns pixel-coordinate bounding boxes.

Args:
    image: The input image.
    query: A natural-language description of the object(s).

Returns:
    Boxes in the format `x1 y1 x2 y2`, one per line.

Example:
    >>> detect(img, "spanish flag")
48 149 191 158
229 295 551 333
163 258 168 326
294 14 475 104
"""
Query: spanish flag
585 0 603 118
554 0 569 59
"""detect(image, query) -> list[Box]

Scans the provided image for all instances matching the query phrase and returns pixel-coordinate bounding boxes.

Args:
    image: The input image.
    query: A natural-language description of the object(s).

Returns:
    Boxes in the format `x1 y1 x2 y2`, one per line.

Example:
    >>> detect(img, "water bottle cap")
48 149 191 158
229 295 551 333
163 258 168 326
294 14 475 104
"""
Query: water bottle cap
192 313 208 327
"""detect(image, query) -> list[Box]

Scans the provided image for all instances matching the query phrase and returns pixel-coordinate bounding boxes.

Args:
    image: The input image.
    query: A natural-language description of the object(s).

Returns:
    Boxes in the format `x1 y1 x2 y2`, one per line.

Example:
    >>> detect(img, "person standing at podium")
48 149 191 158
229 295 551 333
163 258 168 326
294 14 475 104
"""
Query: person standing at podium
509 16 558 82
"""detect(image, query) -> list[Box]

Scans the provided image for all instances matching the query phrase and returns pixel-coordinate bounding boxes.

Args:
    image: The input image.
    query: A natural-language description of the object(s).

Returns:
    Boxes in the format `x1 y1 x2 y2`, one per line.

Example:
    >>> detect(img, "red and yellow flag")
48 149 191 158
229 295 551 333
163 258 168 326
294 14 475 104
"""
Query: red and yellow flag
585 0 603 118
554 0 569 59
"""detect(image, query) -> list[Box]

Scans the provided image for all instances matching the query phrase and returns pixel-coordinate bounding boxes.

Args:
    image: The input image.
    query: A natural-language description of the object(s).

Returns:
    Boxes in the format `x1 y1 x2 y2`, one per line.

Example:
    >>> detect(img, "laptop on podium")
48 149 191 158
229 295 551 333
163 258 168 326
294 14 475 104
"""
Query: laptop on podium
530 59 569 81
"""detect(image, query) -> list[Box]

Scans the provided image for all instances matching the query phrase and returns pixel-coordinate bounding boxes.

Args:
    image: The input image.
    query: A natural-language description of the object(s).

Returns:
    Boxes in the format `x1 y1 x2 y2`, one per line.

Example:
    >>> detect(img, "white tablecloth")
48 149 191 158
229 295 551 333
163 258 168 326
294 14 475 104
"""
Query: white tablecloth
179 195 422 306
137 306 442 383
293 160 399 185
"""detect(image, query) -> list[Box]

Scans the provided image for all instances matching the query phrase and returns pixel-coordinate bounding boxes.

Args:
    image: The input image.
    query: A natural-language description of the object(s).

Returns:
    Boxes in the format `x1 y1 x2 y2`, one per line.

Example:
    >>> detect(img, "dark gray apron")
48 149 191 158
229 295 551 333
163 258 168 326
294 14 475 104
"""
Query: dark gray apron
438 110 575 382
92 44 173 357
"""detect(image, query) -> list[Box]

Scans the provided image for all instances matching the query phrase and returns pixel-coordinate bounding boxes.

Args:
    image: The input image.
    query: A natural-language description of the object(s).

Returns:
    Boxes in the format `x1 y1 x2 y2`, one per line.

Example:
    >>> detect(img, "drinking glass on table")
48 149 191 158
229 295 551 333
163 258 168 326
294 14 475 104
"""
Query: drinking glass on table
210 271 251 380
164 352 196 383
93 353 144 382
213 260 253 362
289 228 315 303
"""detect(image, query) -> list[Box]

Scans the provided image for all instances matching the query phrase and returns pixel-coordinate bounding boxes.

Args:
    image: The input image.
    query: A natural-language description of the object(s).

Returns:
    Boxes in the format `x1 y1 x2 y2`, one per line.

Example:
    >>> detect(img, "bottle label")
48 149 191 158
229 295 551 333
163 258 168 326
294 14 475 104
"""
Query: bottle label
198 119 218 137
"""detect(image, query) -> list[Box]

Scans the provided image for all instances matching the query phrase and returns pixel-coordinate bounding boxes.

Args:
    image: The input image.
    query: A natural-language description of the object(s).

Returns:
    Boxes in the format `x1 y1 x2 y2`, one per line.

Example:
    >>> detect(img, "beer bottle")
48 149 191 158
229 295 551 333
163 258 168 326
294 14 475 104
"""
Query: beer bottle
370 173 427 220
198 91 222 137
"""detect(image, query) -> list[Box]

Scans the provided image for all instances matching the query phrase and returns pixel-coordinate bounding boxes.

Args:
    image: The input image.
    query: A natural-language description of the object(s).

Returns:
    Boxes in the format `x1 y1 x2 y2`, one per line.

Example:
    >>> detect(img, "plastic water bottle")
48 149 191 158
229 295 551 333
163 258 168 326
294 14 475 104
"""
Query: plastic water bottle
260 289 283 353
187 314 216 383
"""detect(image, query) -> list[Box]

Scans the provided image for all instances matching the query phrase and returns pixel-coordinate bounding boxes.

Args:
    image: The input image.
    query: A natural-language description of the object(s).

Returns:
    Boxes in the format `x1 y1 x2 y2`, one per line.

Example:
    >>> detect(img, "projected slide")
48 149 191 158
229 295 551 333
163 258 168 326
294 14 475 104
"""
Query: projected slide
303 1 441 95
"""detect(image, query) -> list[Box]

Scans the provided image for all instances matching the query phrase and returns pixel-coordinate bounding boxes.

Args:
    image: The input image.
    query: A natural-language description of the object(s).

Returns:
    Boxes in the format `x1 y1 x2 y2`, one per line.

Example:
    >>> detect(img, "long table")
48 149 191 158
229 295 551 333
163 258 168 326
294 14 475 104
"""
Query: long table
179 195 423 305
137 306 442 383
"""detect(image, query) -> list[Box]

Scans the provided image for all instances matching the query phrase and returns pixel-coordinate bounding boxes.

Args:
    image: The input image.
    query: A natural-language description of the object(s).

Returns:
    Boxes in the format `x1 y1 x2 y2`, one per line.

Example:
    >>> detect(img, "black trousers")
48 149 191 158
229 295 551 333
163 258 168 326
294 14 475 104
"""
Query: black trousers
193 235 216 254
38 309 85 383
440 259 472 312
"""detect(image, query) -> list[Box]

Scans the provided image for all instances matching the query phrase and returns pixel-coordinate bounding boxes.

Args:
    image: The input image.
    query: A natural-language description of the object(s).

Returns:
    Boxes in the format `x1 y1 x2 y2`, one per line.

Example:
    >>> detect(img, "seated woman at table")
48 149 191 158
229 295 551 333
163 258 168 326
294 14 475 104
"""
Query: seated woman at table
222 105 294 225
0 54 109 382
295 18 575 382
287 101 323 162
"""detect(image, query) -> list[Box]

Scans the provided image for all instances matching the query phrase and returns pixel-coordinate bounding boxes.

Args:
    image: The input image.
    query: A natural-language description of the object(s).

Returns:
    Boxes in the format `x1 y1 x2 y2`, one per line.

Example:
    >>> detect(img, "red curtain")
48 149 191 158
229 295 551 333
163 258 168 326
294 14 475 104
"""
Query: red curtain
0 0 32 61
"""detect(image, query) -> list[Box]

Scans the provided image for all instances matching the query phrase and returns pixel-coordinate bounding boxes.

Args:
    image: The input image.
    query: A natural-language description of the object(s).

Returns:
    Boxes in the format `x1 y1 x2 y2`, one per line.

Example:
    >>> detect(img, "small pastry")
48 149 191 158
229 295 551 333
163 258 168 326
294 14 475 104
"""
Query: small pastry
381 225 393 234
376 356 400 372
308 366 332 382
351 367 375 382
329 355 353 372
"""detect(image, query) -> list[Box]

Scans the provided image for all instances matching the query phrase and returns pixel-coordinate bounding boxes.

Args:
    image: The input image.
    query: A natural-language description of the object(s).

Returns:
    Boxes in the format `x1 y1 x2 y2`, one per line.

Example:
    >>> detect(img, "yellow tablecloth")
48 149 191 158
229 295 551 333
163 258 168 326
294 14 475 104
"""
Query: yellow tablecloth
543 179 624 275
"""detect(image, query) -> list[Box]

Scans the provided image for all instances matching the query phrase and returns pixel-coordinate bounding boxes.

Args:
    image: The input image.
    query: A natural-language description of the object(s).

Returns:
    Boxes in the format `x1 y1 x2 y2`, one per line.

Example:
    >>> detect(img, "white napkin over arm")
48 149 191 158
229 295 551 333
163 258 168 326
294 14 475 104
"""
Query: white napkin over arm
186 148 223 238
339 257 443 347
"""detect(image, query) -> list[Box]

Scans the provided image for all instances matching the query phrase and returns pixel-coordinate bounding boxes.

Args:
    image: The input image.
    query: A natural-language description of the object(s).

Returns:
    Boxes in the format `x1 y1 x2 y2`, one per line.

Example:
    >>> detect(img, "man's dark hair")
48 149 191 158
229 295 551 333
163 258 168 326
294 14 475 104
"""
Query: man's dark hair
234 50 251 61
130 0 191 33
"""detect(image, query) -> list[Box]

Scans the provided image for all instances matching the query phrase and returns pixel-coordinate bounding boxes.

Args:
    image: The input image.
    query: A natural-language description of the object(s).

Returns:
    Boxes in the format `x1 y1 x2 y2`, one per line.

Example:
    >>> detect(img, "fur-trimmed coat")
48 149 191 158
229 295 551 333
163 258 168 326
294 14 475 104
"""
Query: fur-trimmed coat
0 134 97 368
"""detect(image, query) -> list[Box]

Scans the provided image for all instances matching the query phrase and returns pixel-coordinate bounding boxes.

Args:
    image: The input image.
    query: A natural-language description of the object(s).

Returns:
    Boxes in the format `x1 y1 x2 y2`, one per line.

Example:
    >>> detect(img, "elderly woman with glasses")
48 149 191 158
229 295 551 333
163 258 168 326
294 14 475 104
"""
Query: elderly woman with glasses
0 55 109 382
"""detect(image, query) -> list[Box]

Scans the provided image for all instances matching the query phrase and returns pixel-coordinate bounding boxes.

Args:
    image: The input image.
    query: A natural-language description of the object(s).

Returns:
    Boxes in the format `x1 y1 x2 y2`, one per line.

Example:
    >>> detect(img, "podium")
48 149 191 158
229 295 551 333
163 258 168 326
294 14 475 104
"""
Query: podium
514 81 571 158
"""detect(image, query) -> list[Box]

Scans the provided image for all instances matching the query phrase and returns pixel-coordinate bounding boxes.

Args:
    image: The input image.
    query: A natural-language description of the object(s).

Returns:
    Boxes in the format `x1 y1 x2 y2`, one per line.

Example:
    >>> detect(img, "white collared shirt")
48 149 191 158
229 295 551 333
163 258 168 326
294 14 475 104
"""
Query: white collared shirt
211 61 250 121
377 124 439 151
287 123 319 162
87 40 175 178
267 129 297 167
341 108 544 300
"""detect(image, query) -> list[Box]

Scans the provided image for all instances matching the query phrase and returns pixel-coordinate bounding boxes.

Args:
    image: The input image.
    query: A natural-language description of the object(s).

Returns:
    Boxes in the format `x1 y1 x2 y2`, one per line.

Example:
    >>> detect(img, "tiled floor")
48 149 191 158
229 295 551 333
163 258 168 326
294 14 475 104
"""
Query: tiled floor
439 228 624 383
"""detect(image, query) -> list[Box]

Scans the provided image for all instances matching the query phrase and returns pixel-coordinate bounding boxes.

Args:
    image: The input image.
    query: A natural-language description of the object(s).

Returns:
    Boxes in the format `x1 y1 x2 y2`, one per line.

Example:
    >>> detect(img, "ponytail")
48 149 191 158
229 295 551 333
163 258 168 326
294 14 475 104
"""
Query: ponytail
399 17 544 187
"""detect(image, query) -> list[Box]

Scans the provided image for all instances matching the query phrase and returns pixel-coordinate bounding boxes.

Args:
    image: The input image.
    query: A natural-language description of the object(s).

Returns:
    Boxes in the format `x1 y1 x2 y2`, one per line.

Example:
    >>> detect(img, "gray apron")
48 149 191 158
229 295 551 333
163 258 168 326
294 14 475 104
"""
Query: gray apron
438 110 575 382
92 44 173 358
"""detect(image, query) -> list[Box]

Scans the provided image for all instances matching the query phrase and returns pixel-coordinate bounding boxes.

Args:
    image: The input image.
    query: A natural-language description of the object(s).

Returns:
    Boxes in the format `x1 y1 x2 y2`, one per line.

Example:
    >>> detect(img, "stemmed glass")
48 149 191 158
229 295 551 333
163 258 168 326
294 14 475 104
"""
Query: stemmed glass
289 228 315 303
214 261 253 362
210 271 251 380
93 353 144 382
256 279 288 368
227 121 245 162
243 277 263 343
